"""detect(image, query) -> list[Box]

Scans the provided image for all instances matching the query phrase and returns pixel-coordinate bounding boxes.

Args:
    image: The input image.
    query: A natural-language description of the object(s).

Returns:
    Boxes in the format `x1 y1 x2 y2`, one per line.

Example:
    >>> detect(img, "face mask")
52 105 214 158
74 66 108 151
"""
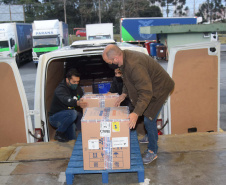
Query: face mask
68 80 78 90
115 76 123 82
108 63 119 70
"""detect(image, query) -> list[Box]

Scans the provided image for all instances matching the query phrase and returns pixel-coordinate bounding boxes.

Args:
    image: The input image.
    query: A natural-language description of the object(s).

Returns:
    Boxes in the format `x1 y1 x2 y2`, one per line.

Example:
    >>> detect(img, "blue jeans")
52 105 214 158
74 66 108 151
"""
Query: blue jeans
144 108 162 154
49 110 82 140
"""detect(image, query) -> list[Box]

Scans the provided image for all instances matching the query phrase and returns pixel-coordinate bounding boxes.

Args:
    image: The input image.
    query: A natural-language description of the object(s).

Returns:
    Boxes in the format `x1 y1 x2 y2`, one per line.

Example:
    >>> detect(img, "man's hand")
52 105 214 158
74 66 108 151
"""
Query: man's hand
115 93 127 107
77 98 88 109
129 112 138 129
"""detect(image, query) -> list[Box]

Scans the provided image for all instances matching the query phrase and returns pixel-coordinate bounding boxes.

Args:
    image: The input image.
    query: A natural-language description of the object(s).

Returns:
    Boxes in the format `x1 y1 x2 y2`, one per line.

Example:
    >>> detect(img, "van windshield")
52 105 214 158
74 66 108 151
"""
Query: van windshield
0 41 9 49
33 37 60 48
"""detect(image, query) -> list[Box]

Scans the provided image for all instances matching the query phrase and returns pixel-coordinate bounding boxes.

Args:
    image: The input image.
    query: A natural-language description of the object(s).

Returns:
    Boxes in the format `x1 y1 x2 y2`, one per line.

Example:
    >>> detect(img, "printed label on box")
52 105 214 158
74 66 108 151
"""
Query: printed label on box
88 139 99 149
112 137 128 148
100 121 111 137
112 122 120 132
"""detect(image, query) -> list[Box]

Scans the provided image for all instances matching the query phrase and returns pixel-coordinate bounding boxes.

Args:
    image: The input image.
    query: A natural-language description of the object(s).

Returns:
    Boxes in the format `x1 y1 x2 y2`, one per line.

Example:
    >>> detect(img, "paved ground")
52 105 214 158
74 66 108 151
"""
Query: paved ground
0 132 226 185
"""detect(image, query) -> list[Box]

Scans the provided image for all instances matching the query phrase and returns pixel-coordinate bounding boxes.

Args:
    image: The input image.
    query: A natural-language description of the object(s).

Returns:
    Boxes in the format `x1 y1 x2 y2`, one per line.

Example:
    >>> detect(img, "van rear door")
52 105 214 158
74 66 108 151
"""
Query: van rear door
0 57 34 147
164 41 220 135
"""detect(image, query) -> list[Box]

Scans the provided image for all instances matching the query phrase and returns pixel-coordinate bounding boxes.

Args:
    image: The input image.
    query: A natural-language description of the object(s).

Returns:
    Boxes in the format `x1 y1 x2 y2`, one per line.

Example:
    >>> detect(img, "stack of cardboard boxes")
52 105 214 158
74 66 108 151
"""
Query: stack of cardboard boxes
81 91 131 170
82 107 130 170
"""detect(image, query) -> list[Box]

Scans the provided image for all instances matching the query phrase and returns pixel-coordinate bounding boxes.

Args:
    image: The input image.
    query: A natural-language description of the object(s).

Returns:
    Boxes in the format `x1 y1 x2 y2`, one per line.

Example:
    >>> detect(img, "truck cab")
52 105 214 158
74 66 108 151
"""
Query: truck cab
0 39 148 146
0 24 16 58
32 20 69 67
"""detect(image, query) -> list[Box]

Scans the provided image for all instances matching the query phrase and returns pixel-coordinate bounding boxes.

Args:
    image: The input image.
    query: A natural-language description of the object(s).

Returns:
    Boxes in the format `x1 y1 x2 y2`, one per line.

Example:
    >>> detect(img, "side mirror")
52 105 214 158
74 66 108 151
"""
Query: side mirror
10 38 15 47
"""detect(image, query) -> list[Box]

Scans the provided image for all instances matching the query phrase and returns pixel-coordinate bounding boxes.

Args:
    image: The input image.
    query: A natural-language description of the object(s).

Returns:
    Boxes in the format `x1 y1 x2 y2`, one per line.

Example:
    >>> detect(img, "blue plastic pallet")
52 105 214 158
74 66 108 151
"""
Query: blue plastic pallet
66 130 144 184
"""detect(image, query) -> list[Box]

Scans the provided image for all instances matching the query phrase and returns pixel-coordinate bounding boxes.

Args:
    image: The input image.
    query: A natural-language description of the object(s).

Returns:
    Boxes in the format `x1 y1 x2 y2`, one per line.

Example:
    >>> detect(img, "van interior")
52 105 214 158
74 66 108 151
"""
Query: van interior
45 53 115 140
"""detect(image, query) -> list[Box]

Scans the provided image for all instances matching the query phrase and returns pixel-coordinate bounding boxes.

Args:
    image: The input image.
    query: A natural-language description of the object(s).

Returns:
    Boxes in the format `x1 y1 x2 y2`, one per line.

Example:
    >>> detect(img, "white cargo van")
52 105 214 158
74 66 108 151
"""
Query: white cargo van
0 39 148 146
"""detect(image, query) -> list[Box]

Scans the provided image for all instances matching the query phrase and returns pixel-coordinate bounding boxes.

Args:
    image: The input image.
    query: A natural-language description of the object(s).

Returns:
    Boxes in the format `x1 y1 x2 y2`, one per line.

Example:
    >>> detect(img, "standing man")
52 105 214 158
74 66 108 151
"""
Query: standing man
48 68 87 142
102 45 174 164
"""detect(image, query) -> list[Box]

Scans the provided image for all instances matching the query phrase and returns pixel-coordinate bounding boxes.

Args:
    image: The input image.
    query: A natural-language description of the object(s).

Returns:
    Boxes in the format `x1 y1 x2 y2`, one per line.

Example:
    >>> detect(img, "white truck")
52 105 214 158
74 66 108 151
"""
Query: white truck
0 23 33 67
32 19 69 67
86 23 113 40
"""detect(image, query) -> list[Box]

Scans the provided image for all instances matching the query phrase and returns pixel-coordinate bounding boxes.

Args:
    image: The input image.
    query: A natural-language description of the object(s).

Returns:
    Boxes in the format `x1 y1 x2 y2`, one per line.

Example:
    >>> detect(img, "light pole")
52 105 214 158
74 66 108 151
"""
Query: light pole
64 0 67 23
99 0 101 23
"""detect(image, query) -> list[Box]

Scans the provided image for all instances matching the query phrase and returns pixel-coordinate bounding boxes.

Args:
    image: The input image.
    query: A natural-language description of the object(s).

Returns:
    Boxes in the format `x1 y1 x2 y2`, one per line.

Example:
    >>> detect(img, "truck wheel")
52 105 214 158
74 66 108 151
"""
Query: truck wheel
16 55 20 68
77 35 81 37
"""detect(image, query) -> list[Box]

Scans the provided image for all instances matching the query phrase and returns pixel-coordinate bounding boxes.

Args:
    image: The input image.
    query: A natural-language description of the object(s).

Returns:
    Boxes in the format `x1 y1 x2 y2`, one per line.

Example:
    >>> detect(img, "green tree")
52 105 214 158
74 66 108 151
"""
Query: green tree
196 0 225 23
139 5 163 17
151 0 188 17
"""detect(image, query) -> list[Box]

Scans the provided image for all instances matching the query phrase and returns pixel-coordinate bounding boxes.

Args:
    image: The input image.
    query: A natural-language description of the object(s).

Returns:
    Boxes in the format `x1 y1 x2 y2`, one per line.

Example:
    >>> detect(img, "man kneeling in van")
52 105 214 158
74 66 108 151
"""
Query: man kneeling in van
48 69 87 142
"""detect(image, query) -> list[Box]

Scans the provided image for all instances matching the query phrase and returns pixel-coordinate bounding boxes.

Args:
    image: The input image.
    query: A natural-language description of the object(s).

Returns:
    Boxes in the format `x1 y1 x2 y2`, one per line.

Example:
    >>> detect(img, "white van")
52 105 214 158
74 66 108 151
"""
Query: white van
0 39 148 146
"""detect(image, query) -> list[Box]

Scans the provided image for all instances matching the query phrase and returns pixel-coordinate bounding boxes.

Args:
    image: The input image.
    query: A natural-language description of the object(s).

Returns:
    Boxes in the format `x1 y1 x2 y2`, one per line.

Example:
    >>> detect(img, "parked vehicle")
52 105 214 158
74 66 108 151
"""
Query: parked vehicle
0 39 148 146
120 17 202 45
0 23 33 67
32 19 69 67
86 23 113 40
74 28 86 37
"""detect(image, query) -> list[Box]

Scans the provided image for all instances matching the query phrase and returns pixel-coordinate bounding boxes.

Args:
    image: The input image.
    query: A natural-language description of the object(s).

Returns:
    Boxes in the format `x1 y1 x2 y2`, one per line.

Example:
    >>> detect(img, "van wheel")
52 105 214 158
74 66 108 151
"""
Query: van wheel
16 55 20 68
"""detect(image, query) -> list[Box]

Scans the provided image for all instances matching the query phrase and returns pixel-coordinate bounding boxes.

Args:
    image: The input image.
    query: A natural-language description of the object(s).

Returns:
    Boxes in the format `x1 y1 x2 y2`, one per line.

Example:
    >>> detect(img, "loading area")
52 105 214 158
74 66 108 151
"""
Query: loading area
1 131 226 185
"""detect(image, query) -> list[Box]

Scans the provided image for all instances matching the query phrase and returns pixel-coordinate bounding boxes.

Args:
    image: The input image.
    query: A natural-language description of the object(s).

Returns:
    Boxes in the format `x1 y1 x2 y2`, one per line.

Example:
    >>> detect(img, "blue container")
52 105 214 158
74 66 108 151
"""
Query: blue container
150 43 163 57
93 82 112 94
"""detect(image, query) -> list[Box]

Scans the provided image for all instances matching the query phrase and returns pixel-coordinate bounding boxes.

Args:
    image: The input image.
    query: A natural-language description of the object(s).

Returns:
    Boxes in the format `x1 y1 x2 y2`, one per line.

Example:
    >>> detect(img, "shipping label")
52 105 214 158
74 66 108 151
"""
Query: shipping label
112 122 120 132
100 121 111 137
88 139 99 150
112 137 128 148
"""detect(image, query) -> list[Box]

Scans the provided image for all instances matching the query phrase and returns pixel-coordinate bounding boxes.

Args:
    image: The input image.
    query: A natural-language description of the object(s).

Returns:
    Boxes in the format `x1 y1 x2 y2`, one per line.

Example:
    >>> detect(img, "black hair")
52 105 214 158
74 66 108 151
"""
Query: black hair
66 68 80 79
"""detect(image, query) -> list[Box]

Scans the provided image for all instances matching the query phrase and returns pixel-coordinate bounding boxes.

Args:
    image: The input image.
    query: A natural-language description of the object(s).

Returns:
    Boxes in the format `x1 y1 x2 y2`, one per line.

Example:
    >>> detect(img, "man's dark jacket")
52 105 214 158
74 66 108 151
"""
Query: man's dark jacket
109 76 123 95
120 50 175 120
48 80 84 116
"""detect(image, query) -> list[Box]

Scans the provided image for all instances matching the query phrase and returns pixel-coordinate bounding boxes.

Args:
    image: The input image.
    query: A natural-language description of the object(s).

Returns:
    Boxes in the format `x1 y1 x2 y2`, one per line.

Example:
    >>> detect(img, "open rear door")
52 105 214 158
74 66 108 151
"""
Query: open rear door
165 42 220 134
0 58 34 147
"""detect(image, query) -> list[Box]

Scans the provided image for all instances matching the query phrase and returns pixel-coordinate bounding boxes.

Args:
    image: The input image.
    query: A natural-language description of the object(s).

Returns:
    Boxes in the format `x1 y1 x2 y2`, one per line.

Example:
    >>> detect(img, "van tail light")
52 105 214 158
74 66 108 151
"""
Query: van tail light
35 128 44 142
158 130 163 135
28 121 45 142
156 119 169 135
157 118 162 130
157 119 163 135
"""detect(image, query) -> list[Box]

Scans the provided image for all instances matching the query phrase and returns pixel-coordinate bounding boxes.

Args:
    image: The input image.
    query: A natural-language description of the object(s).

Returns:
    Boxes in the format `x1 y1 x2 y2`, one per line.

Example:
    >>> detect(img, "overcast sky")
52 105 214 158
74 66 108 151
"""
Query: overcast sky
162 0 207 17
185 0 207 16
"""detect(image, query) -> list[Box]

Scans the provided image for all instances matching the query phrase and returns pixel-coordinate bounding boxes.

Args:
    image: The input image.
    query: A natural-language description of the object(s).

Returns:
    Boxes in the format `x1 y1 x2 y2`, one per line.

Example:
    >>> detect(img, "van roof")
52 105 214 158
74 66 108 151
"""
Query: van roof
71 39 116 48
39 40 148 66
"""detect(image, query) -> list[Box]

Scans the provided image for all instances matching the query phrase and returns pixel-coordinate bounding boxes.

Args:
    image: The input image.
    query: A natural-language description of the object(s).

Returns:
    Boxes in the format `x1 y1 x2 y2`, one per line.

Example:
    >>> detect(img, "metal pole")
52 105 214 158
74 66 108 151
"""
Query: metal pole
99 0 101 23
194 0 195 16
9 5 12 22
64 0 67 23
123 0 125 17
167 2 169 17
23 5 26 23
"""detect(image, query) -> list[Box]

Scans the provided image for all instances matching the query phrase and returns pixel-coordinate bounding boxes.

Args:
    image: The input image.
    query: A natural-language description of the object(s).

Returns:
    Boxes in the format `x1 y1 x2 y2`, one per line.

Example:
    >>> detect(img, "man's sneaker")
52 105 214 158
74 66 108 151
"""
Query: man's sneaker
139 134 149 143
54 131 69 142
142 150 158 164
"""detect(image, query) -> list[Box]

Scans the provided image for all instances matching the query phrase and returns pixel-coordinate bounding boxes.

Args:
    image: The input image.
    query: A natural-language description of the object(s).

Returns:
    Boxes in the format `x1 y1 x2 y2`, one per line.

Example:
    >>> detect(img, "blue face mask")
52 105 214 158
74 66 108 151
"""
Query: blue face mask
68 81 78 90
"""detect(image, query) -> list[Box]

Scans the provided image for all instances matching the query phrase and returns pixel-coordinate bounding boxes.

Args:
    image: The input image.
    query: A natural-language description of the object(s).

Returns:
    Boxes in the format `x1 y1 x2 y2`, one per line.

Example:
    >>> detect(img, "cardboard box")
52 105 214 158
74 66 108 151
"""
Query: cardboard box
82 93 119 108
81 107 130 170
